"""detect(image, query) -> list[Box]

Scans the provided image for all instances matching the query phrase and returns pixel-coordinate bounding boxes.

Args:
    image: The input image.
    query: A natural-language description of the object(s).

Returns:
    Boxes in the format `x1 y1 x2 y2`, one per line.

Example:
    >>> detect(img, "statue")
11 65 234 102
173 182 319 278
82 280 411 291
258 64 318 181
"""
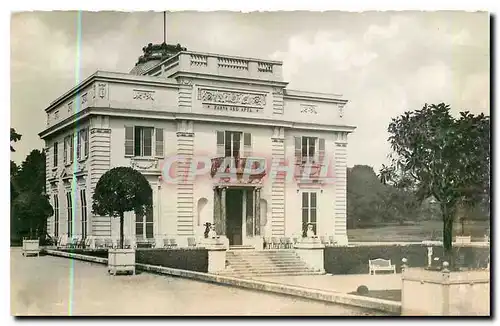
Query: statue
203 222 211 239
208 225 217 239
306 223 316 238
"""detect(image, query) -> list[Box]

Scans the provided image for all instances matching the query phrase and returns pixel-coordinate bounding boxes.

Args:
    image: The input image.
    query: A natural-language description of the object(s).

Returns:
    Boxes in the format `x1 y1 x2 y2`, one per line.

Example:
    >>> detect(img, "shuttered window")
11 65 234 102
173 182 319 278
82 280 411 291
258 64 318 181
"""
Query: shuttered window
80 189 87 239
53 195 59 238
66 192 73 237
69 134 74 163
63 137 68 164
216 131 225 157
83 129 89 157
77 130 82 160
243 133 252 157
53 142 58 167
318 138 325 163
155 128 164 157
125 126 134 156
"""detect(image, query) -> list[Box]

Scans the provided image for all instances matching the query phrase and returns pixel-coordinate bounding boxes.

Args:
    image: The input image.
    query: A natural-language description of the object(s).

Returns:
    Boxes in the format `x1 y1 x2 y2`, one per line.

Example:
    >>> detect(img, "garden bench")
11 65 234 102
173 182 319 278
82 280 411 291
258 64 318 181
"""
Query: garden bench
368 258 396 275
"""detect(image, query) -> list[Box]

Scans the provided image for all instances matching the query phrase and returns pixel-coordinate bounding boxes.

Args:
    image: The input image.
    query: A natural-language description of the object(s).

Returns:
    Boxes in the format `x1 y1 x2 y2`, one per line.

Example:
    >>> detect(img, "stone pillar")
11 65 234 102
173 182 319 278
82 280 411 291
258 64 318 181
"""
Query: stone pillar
220 187 227 236
255 188 261 236
213 187 222 235
205 243 227 274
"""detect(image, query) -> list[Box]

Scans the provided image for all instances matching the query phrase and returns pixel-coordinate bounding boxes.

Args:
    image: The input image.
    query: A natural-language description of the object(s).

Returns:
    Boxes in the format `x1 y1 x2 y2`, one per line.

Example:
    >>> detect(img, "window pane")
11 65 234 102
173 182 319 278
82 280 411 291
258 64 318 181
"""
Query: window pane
143 128 153 156
232 133 240 157
136 224 144 238
217 131 225 145
225 131 232 157
243 133 251 146
146 223 154 238
302 192 309 208
302 137 308 157
310 208 317 223
145 208 153 222
134 127 142 156
311 193 317 208
309 138 315 157
136 213 143 223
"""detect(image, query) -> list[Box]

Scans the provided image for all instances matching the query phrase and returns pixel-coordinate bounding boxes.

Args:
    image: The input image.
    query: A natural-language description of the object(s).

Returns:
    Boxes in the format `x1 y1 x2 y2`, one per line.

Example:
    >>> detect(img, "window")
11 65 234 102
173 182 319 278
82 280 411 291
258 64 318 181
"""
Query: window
53 142 58 167
302 137 316 160
294 136 325 164
53 195 59 237
80 189 87 239
63 134 74 164
302 192 317 237
125 126 163 157
66 192 73 237
77 129 89 160
136 206 154 239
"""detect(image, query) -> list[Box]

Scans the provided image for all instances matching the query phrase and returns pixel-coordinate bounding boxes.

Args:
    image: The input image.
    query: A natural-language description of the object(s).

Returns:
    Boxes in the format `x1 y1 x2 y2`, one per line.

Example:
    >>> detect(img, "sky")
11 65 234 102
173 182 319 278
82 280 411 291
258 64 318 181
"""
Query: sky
10 11 490 170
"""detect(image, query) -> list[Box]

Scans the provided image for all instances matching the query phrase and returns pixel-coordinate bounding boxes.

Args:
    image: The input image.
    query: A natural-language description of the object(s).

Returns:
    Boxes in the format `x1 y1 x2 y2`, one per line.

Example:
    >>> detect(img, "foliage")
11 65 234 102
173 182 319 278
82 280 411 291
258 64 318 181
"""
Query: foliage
136 249 209 273
10 148 52 243
92 167 152 248
324 245 489 275
12 192 53 239
10 128 21 152
383 103 490 256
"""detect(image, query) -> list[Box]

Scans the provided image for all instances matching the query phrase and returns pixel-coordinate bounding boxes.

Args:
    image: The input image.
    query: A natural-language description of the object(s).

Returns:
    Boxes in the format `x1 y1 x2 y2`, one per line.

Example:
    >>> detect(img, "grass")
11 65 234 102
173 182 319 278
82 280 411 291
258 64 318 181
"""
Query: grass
347 220 489 242
349 290 402 302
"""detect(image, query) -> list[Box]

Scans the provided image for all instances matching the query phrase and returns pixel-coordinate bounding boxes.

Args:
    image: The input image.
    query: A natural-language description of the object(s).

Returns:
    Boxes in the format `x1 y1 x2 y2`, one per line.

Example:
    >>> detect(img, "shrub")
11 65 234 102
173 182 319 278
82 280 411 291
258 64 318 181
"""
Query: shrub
136 248 208 273
356 285 369 295
324 245 489 275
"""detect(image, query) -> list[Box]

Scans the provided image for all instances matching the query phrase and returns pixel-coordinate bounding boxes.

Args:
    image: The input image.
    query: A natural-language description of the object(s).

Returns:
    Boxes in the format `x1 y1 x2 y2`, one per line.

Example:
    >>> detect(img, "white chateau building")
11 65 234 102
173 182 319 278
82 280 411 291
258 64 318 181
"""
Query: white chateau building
40 43 355 249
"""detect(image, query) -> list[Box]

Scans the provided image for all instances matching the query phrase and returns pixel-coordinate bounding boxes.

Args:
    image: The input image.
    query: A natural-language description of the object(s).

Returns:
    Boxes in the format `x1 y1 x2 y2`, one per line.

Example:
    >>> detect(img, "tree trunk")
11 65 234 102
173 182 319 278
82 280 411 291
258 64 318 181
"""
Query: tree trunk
119 212 124 249
461 218 465 235
442 205 454 267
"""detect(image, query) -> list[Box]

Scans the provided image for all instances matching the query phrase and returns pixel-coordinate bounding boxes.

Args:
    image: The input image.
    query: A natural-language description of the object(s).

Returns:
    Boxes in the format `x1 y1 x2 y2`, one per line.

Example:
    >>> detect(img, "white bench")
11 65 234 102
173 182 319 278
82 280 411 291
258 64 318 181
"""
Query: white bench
369 258 396 275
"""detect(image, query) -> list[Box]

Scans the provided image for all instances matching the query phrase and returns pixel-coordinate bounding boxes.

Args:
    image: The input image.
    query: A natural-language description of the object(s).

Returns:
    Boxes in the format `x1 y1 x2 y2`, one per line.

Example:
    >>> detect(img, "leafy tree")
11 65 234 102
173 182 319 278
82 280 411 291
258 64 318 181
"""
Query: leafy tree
11 149 52 243
12 192 53 239
92 167 152 249
10 128 21 152
383 103 490 260
347 165 388 228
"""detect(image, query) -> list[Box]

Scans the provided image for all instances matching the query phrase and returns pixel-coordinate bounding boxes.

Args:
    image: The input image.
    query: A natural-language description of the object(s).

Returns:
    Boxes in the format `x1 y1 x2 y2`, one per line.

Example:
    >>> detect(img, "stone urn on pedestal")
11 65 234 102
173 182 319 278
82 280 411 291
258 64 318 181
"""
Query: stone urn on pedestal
22 237 40 257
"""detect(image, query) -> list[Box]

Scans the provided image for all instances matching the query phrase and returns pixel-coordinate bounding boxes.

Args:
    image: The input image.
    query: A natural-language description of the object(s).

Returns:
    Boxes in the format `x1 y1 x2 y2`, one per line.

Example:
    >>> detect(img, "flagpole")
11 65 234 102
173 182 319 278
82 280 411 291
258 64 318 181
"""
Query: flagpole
163 11 166 44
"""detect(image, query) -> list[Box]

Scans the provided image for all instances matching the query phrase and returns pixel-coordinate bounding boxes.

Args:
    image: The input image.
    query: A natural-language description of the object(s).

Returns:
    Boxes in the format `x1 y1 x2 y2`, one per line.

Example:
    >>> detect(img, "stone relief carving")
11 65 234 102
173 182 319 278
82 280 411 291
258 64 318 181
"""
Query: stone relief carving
131 158 158 170
178 78 193 86
98 83 107 99
300 104 317 114
272 87 284 95
81 93 88 105
68 101 73 113
338 103 345 118
198 88 266 108
133 90 155 101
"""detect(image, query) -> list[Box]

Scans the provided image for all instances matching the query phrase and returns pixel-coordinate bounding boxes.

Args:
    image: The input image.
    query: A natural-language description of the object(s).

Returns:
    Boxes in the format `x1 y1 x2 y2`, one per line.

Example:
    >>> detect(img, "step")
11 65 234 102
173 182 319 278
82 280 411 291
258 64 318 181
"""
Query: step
216 271 324 277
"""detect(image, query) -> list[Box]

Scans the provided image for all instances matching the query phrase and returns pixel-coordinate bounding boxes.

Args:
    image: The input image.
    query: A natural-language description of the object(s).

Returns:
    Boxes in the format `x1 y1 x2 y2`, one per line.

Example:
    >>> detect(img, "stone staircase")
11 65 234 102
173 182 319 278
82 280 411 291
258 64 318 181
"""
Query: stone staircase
216 249 324 278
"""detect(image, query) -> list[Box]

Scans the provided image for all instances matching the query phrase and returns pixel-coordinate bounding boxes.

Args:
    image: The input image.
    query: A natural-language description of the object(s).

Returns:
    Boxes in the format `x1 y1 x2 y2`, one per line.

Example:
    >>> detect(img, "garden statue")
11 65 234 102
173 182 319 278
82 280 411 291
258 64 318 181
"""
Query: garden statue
306 223 316 238
203 222 211 239
208 225 217 239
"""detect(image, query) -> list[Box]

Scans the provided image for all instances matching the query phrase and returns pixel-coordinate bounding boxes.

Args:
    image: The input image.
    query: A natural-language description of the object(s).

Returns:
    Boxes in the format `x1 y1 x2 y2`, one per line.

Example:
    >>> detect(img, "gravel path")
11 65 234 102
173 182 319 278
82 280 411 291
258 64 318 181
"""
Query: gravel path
10 248 387 316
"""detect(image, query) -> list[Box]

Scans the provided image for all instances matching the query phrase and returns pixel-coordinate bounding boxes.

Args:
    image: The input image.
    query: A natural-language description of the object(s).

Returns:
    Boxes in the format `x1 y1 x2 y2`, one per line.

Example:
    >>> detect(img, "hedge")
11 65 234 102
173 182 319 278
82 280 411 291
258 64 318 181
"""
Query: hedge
59 248 209 273
324 245 490 275
136 248 209 273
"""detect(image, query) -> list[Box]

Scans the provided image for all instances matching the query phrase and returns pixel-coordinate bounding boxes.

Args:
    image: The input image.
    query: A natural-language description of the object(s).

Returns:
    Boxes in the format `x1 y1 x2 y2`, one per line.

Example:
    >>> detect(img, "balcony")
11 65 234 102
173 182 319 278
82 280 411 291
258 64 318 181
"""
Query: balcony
210 157 266 184
294 160 330 184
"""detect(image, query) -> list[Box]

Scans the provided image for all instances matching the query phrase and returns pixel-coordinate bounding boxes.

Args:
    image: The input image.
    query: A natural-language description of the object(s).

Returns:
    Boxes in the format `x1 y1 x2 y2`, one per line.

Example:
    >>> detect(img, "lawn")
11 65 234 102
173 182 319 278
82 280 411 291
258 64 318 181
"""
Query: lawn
347 220 489 242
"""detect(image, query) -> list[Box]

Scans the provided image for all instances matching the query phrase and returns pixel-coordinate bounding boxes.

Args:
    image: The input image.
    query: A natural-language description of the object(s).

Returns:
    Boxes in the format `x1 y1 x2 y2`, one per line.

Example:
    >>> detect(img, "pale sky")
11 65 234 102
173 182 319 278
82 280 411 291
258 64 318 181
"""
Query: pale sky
10 11 489 170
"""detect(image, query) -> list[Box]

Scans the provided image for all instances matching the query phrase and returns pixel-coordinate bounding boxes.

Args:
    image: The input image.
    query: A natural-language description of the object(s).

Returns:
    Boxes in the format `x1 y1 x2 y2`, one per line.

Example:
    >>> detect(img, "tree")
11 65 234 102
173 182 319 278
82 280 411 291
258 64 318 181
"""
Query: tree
383 103 490 260
10 128 21 152
11 149 52 243
92 167 152 249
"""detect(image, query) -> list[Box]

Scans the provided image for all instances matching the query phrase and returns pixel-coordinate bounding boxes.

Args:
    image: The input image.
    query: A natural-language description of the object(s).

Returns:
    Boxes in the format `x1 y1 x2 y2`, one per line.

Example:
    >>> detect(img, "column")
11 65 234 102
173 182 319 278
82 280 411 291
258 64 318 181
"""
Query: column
255 188 261 235
220 187 226 236
213 187 222 235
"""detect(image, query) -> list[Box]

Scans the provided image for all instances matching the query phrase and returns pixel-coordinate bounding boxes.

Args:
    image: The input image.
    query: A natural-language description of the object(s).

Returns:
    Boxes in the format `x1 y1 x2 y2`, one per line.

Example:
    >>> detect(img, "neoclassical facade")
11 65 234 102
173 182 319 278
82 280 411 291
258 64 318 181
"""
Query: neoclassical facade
40 43 355 248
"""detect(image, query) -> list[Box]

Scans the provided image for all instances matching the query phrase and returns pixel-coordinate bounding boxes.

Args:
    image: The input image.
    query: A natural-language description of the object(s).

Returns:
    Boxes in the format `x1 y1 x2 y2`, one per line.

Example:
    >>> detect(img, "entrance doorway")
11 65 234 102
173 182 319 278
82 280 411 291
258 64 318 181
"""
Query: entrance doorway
226 189 243 245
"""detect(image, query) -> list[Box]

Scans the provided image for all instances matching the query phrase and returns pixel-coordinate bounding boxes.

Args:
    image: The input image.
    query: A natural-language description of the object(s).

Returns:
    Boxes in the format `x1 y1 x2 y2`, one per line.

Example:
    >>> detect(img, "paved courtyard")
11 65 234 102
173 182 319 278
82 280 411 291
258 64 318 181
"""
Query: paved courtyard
10 248 387 316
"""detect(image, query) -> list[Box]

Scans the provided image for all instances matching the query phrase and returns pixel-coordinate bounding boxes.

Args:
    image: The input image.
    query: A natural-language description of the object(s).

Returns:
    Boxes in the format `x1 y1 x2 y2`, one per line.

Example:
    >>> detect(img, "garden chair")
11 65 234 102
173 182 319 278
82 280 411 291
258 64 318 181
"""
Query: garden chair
169 238 177 248
292 237 299 246
163 238 170 248
285 237 293 249
104 238 113 249
94 238 104 249
320 236 327 245
124 238 132 249
263 237 270 249
279 237 286 249
329 236 335 246
187 237 196 247
271 237 279 249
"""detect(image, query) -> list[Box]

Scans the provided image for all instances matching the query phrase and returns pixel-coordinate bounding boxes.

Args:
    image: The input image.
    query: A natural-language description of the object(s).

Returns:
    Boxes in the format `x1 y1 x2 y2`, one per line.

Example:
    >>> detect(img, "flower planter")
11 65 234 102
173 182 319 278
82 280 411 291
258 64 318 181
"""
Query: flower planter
22 239 40 257
108 248 136 276
455 235 471 244
402 267 490 316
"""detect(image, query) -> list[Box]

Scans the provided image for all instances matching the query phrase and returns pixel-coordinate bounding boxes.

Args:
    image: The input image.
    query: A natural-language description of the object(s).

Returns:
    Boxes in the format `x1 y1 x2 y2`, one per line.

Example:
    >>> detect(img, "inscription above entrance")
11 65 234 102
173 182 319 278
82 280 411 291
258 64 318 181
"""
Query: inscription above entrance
198 88 266 113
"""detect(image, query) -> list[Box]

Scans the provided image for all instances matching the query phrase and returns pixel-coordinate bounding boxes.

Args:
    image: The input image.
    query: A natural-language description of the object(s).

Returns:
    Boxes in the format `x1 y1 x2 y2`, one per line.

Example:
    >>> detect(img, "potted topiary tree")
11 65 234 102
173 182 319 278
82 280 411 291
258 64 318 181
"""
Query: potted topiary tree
92 167 152 276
